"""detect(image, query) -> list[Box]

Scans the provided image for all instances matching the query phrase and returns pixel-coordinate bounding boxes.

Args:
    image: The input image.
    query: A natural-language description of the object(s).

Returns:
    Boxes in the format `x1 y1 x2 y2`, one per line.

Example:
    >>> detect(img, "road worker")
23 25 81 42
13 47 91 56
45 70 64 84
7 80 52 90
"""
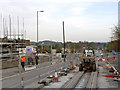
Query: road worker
20 56 26 71
35 55 39 65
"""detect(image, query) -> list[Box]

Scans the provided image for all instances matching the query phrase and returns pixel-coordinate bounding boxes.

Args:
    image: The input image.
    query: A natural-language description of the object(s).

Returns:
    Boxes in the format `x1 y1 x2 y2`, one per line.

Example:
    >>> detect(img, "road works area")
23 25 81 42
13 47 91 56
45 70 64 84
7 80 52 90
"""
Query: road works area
1 54 119 89
34 59 119 89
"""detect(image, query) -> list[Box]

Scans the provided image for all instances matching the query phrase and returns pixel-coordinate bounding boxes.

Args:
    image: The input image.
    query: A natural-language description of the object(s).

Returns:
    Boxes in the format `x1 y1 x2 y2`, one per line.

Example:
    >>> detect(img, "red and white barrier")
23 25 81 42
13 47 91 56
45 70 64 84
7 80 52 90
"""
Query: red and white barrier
21 77 24 88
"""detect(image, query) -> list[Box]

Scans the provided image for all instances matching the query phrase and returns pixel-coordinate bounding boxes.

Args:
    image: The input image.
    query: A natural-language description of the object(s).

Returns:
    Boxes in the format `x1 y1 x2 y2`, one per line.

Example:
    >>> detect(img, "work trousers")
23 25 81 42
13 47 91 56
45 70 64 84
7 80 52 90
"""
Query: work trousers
21 62 25 70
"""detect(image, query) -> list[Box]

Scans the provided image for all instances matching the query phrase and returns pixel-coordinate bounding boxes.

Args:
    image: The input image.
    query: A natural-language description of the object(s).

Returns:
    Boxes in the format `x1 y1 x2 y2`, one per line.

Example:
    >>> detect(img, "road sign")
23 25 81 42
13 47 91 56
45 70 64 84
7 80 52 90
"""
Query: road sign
26 46 33 54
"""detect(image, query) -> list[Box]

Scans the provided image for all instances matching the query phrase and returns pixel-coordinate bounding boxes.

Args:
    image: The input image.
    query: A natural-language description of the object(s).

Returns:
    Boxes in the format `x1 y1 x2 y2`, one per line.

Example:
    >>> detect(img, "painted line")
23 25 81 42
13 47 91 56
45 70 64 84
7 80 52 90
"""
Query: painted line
0 64 54 81
22 64 70 85
10 67 63 88
7 61 72 88
0 73 19 81
1 61 70 81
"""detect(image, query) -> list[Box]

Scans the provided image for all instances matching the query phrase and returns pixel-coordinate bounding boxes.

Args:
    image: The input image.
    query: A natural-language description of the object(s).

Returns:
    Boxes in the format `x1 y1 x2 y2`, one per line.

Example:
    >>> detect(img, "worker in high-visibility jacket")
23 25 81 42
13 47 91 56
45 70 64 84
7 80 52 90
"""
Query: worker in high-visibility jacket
20 56 26 71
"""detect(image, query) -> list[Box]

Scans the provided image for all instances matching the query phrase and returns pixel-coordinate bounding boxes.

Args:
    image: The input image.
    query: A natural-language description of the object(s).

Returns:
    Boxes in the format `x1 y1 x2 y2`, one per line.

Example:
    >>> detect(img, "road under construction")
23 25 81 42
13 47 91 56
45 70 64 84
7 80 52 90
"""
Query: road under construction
40 53 119 89
0 3 120 89
0 18 120 89
1 51 119 89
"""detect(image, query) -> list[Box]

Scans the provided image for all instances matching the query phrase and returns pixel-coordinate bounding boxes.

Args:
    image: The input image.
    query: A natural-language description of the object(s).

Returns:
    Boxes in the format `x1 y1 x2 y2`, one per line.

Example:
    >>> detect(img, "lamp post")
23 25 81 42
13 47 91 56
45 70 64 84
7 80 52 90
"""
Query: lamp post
37 10 44 84
37 11 44 55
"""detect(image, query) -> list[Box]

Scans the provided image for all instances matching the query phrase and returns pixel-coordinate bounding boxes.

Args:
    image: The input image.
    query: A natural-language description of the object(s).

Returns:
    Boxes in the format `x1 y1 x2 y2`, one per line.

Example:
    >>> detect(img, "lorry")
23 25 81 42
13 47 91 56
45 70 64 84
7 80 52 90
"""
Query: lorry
79 49 96 71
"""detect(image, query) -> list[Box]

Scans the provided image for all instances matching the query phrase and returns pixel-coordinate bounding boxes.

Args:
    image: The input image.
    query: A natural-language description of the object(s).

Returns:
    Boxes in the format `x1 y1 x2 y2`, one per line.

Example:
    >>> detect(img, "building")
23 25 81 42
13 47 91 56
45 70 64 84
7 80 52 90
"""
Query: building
0 37 27 69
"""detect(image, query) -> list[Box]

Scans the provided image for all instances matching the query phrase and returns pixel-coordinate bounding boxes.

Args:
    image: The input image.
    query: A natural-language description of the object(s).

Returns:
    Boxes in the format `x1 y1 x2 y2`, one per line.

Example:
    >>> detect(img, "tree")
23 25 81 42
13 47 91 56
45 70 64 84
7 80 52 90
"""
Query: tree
106 25 120 52
70 43 74 53
56 45 62 53
43 44 50 53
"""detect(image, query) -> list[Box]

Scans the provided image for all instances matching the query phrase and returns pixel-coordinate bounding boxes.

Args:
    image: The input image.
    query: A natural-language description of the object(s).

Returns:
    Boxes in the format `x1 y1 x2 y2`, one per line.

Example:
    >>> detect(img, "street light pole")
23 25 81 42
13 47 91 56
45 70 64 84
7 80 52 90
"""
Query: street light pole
37 11 44 55
36 10 44 84
37 11 38 55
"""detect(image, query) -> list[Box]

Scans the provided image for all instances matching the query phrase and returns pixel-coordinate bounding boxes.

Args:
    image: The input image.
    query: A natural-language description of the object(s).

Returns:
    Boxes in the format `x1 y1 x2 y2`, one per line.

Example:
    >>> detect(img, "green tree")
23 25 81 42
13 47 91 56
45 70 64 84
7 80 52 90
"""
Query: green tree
56 45 62 53
43 44 50 53
70 43 74 53
106 25 120 52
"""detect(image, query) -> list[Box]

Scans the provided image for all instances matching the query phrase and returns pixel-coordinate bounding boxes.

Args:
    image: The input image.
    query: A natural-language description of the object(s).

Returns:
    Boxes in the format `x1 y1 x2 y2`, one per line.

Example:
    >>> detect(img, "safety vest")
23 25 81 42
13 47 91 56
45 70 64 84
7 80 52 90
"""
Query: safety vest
21 57 26 62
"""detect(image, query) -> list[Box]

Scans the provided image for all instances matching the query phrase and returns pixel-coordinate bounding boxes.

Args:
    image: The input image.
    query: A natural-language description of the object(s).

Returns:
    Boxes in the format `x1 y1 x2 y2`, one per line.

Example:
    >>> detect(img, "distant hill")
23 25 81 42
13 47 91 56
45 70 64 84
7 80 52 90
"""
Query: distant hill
30 41 36 45
30 40 62 45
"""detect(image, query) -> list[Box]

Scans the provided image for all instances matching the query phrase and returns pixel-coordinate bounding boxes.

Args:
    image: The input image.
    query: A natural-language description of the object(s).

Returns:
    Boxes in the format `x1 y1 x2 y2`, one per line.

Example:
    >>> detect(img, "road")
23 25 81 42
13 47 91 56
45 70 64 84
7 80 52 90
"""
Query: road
1 52 119 89
45 51 119 89
2 61 52 78
2 57 73 88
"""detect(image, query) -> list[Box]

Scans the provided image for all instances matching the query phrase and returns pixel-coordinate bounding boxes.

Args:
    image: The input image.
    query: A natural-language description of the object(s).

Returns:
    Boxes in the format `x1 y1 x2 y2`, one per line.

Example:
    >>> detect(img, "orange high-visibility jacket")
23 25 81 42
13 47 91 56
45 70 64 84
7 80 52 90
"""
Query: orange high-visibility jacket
21 57 26 62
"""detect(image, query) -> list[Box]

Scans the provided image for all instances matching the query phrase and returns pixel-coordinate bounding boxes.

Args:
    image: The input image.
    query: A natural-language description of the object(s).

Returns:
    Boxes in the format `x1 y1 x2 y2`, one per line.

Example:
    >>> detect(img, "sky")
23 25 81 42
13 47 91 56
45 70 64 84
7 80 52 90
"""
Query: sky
0 0 119 42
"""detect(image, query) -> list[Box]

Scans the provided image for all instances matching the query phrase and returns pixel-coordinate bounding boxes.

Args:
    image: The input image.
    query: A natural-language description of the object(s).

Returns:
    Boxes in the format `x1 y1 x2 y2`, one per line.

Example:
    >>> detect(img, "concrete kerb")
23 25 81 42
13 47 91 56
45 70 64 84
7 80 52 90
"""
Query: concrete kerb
38 84 44 89
61 71 84 88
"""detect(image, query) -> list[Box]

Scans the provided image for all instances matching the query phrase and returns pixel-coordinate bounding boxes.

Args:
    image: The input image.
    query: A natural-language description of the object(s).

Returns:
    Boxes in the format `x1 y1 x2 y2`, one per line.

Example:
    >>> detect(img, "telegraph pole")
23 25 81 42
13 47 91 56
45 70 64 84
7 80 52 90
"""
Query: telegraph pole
63 21 65 62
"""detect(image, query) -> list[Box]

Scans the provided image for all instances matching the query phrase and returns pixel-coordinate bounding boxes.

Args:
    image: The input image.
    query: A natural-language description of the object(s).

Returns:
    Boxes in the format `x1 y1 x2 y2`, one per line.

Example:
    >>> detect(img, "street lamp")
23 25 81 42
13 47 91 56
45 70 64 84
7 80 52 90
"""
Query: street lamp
37 10 44 84
37 10 44 55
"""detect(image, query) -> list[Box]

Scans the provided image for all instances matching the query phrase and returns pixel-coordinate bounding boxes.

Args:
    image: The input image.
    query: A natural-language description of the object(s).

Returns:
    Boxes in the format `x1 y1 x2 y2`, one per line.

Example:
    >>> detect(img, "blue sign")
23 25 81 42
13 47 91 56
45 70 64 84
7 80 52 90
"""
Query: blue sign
112 50 115 53
26 48 32 54
26 48 32 51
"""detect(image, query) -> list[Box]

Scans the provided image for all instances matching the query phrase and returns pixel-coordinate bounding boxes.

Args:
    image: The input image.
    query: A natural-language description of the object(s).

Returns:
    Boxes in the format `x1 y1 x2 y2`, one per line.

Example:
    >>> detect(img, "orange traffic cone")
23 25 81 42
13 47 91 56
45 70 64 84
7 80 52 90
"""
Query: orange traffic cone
54 69 58 82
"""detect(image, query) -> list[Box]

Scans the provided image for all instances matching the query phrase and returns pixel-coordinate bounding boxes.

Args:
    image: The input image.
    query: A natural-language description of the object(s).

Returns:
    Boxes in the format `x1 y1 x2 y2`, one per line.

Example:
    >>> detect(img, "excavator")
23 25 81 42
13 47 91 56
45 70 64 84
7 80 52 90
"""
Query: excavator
79 48 96 71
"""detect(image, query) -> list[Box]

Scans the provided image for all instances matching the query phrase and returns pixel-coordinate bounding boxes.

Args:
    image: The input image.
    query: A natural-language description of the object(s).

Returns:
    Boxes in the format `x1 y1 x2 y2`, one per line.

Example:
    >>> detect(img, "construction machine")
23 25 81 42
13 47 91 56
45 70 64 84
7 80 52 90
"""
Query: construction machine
79 49 96 71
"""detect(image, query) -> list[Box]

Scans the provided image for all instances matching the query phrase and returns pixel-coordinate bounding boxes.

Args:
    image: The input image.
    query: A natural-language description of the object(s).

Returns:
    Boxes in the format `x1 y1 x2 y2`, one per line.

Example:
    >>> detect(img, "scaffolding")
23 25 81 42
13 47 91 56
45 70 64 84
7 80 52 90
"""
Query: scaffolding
0 15 26 62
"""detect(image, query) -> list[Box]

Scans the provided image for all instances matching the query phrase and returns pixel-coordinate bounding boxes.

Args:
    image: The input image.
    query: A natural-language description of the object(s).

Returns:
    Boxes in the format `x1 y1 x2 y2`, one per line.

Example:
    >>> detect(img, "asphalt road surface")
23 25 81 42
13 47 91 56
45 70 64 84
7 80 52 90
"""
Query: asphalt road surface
1 58 72 88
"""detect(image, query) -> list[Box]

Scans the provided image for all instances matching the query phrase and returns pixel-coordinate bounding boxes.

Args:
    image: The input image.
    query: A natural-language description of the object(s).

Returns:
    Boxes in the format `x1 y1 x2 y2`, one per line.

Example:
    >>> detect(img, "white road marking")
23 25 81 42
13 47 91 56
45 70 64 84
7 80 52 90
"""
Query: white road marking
1 65 53 81
1 61 70 81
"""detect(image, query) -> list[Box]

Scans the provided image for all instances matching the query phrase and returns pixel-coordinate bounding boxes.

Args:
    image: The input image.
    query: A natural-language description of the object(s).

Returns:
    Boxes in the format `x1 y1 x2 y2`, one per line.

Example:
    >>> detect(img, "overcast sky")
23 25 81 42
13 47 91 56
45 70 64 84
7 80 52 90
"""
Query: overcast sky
0 0 119 42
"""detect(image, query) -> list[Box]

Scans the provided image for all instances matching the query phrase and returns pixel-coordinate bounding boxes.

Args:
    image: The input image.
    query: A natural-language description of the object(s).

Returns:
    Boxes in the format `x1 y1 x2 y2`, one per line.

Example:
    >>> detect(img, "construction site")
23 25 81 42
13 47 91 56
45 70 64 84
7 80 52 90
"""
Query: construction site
0 0 120 90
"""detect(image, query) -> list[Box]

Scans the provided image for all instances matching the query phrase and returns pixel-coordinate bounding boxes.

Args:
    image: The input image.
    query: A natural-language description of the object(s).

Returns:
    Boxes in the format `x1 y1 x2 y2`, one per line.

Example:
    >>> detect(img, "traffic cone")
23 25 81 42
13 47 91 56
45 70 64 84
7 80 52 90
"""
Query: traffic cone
54 69 58 82
60 67 63 72
21 77 24 88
